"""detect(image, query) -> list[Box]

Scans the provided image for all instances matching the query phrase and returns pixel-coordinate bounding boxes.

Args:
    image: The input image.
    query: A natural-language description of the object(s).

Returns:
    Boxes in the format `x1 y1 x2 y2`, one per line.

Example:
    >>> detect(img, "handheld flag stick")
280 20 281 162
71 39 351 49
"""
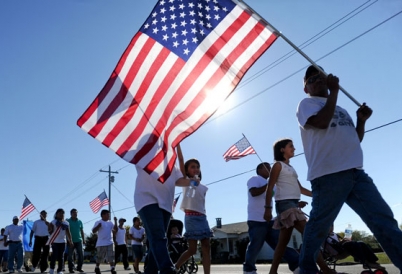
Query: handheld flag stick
242 134 270 174
237 0 361 107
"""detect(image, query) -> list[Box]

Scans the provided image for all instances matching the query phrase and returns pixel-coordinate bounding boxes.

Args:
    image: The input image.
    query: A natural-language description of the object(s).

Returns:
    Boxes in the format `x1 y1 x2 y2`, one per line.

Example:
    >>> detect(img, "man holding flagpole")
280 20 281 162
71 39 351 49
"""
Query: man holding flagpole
296 65 402 273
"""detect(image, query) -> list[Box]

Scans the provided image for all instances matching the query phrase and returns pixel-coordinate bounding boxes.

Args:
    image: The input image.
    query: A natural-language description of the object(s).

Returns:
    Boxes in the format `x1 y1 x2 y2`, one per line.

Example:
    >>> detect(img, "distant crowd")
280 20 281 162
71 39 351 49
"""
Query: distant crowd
0 209 146 274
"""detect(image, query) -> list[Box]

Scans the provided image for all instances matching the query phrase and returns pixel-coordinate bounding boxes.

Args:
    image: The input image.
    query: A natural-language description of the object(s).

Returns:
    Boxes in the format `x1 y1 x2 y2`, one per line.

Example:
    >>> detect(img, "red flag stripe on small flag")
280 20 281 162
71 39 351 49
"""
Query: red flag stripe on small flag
89 191 110 214
20 197 35 220
77 0 278 183
223 136 256 161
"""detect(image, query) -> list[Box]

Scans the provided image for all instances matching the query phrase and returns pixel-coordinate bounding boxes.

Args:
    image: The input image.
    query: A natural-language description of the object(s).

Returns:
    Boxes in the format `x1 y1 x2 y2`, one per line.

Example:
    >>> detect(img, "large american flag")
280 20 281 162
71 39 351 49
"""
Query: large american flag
223 136 255 161
77 0 278 183
20 197 35 220
89 191 110 214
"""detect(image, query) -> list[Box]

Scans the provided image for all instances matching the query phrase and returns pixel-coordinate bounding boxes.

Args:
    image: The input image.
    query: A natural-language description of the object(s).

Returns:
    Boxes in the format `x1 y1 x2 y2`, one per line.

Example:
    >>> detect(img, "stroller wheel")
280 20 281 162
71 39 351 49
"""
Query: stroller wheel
374 270 387 274
191 263 198 273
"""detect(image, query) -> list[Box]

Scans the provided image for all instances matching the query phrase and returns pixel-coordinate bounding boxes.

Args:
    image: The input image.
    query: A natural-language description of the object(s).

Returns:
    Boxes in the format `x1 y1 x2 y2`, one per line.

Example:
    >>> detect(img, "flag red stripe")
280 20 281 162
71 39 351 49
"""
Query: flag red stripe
87 35 156 139
102 43 171 148
148 11 271 178
77 33 142 129
135 10 256 172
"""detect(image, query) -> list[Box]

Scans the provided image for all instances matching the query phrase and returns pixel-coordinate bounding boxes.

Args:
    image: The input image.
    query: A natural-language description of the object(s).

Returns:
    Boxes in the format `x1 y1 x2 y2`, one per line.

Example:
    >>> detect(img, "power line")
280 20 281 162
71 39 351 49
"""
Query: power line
206 9 402 124
236 0 377 90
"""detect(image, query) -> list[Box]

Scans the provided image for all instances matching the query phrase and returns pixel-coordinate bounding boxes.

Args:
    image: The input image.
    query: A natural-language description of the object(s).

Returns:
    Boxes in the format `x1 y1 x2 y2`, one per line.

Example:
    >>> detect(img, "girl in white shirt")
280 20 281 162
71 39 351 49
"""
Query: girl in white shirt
264 139 333 274
174 145 213 274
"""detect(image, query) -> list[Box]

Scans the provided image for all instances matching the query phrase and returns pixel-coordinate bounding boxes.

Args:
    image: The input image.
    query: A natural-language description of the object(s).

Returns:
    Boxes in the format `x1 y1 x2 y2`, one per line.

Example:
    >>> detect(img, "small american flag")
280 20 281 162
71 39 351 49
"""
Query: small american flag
77 0 277 183
172 194 181 213
20 197 35 220
223 136 255 161
90 191 110 214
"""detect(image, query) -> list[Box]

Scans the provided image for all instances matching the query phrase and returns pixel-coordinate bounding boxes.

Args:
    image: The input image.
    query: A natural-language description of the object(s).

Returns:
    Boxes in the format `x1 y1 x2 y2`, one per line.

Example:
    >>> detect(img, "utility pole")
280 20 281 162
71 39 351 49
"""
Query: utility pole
100 165 118 219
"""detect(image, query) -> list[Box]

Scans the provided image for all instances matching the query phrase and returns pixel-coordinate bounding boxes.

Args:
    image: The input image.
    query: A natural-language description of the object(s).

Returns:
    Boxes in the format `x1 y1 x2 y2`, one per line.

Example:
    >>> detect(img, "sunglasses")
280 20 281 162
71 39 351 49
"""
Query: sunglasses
304 73 322 87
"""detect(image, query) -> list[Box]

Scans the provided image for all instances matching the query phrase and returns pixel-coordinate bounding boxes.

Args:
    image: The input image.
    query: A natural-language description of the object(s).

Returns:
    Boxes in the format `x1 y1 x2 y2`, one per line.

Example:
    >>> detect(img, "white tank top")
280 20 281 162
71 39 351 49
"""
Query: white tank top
274 161 301 201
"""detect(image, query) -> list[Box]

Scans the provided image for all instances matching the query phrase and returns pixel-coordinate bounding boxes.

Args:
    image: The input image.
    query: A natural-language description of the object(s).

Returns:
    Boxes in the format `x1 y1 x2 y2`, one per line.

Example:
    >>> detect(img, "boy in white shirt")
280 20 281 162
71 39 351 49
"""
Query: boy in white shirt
92 210 117 274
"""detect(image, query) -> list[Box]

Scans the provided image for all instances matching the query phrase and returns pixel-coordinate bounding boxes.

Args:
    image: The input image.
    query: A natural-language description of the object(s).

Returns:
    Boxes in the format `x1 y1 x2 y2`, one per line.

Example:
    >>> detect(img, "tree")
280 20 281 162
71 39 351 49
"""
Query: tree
85 233 98 255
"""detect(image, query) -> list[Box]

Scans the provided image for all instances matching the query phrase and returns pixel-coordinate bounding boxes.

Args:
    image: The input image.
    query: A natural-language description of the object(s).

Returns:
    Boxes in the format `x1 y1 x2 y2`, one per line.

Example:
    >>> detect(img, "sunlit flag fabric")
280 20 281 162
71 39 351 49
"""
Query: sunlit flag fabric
223 136 256 161
20 197 35 220
89 191 110 214
77 0 278 183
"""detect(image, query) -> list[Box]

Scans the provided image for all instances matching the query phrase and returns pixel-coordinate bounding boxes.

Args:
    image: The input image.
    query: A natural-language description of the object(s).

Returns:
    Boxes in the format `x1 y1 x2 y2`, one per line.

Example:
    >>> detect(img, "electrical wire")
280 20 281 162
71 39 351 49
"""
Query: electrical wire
206 9 402 124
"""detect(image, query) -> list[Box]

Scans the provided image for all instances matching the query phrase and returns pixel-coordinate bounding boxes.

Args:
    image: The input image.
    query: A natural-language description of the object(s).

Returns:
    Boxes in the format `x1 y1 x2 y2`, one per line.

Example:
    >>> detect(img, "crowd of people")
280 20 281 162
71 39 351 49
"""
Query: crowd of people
0 209 146 274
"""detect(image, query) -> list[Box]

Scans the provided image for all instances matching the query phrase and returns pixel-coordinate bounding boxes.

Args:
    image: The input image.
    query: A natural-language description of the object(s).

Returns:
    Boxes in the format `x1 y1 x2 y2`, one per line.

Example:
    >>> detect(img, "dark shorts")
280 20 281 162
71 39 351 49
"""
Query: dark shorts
132 245 143 259
0 250 8 261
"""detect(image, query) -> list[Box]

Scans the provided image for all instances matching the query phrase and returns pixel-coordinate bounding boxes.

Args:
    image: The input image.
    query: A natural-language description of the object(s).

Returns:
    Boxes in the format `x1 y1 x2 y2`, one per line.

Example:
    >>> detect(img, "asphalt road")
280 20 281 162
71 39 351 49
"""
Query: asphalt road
62 263 399 274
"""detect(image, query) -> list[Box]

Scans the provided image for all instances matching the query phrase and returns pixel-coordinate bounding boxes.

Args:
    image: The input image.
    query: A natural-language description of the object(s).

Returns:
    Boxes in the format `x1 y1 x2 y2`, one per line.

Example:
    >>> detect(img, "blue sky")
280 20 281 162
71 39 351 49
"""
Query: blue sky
1 0 402 237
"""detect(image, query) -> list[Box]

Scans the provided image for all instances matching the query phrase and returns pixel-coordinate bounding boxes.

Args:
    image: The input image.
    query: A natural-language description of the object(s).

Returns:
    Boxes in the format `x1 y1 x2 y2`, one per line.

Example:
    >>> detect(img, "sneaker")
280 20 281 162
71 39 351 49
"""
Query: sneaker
243 271 258 274
57 272 64 274
364 262 386 270
110 269 116 274
94 268 101 274
123 268 131 271
31 267 36 273
69 271 75 274
17 270 23 273
49 269 54 274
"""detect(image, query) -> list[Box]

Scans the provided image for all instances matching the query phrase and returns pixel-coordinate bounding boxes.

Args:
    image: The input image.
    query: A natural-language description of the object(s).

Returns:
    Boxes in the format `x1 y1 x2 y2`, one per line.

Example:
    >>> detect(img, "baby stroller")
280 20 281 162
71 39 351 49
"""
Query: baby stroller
167 219 198 274
322 233 387 274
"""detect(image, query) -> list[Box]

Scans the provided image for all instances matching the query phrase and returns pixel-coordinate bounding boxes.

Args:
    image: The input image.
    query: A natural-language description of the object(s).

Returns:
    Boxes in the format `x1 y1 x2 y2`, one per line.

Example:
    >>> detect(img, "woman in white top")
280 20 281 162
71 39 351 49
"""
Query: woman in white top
48 209 73 274
263 139 333 274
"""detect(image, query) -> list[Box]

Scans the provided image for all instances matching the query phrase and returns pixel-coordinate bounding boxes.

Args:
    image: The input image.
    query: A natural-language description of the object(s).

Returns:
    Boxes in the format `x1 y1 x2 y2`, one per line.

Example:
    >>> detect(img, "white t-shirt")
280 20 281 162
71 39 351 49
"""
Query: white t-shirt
32 219 49 237
4 224 23 242
129 226 145 246
180 183 208 214
115 227 126 245
134 165 183 213
0 235 8 250
247 175 267 222
50 220 69 243
297 96 363 180
274 161 301 201
93 220 114 247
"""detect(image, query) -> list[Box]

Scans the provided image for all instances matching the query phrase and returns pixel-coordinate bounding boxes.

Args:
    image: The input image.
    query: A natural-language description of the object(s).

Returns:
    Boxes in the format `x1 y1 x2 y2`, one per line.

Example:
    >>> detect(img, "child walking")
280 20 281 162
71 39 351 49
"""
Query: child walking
263 139 334 274
174 145 213 274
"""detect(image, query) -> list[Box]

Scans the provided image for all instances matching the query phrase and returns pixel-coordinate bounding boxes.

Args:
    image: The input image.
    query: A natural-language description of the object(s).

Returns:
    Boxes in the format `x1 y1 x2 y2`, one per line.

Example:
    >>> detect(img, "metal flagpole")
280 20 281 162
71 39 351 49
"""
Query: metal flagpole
236 0 361 107
24 194 44 219
242 133 271 173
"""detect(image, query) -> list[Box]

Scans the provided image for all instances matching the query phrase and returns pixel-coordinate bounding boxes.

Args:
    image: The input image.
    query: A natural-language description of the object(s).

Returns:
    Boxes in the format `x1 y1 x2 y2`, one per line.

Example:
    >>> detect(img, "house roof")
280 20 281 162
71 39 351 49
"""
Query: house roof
211 221 248 235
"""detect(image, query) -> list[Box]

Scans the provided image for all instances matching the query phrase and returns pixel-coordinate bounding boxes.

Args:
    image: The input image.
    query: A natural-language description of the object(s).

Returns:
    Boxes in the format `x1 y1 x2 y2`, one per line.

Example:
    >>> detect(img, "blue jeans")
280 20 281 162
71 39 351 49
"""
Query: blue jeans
299 169 402 274
8 242 23 270
138 204 174 274
68 241 83 271
243 220 299 272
